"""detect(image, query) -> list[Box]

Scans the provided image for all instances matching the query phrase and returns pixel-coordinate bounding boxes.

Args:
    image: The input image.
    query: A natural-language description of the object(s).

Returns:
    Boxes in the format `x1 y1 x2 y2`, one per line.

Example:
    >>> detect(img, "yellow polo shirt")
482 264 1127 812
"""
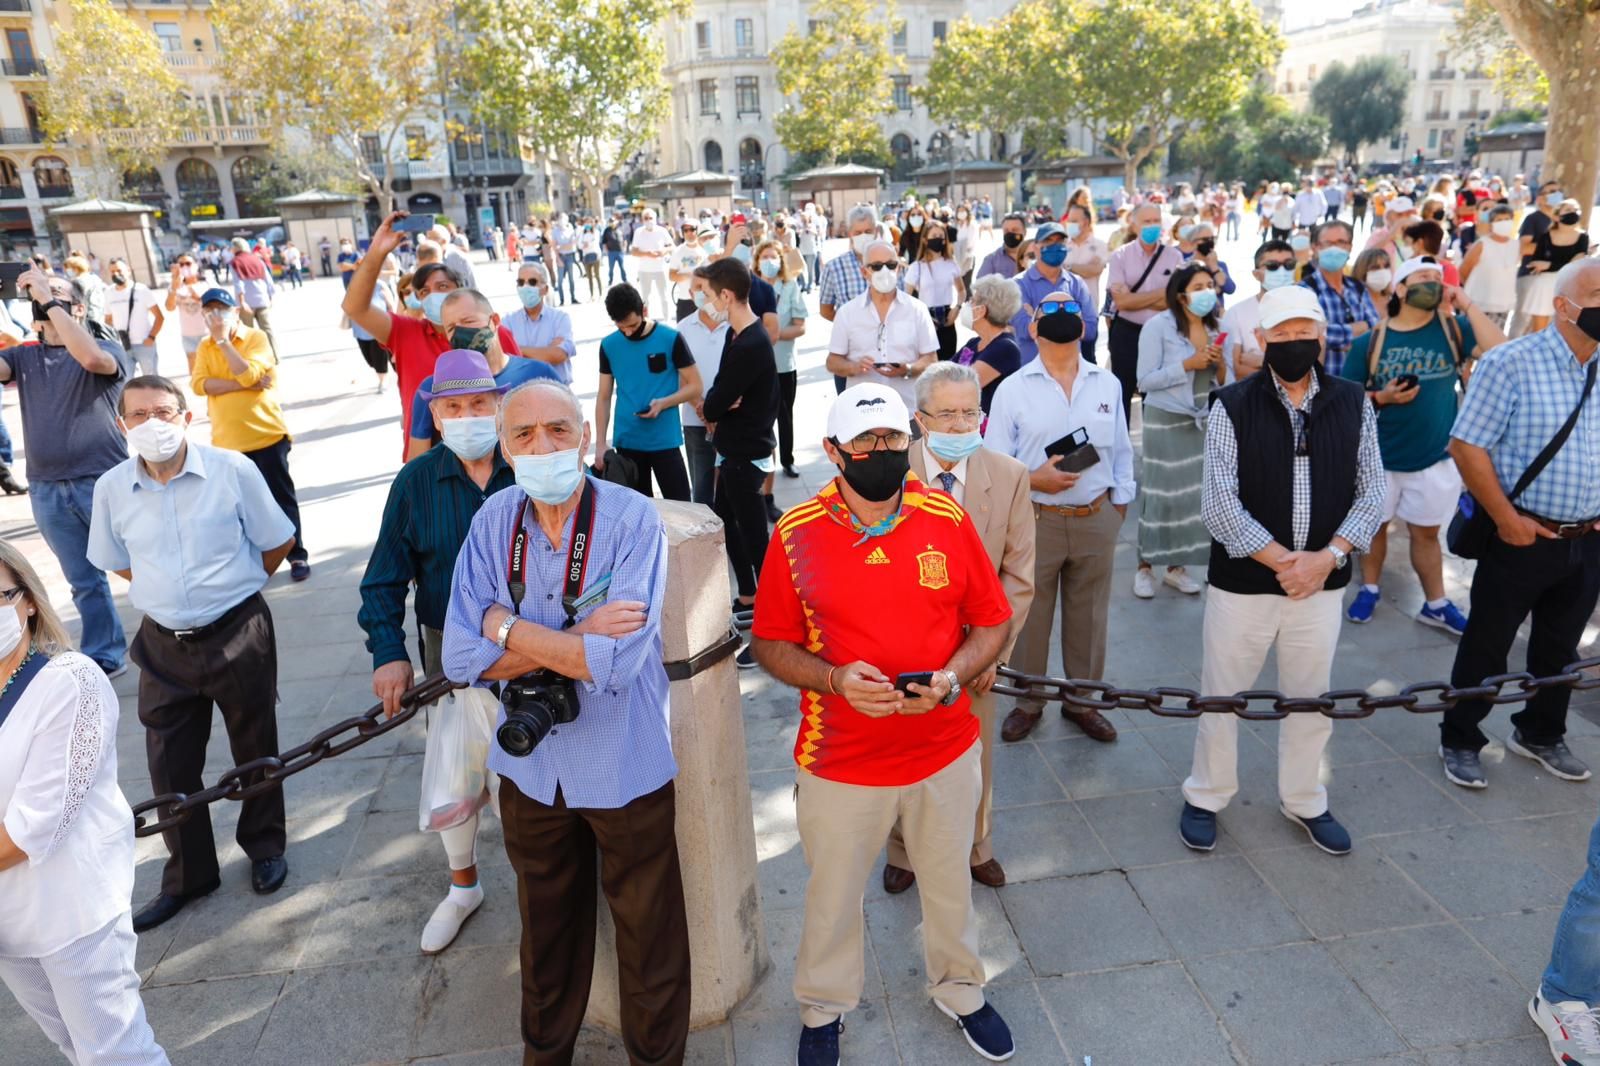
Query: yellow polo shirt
190 324 288 453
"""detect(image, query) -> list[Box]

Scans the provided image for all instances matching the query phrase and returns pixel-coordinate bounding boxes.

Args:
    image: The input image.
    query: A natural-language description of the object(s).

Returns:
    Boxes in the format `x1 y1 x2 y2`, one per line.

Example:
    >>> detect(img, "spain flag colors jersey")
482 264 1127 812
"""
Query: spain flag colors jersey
751 473 1012 786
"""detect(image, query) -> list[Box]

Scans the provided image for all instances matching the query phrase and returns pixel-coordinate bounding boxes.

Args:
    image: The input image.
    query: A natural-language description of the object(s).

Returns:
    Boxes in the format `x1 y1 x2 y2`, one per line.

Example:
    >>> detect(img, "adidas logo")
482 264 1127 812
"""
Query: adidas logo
865 546 890 565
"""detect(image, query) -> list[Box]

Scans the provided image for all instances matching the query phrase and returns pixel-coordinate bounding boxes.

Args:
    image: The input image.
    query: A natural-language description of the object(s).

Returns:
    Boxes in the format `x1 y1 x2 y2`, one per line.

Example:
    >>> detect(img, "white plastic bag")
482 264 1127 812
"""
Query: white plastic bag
417 686 499 833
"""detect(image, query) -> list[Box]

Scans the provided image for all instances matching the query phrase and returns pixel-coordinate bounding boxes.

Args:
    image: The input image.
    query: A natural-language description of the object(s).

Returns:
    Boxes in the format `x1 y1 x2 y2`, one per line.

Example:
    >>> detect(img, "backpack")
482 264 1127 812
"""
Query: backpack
1365 311 1466 386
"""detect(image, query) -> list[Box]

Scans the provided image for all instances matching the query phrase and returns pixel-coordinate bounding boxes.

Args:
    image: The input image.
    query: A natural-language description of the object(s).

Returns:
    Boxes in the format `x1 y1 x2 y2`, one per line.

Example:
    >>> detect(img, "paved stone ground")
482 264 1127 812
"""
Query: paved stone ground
1 226 1596 1065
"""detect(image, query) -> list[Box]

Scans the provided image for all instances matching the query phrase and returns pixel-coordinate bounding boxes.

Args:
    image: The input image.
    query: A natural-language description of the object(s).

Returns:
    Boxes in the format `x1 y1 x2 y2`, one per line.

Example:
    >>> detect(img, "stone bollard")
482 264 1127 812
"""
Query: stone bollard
585 499 768 1031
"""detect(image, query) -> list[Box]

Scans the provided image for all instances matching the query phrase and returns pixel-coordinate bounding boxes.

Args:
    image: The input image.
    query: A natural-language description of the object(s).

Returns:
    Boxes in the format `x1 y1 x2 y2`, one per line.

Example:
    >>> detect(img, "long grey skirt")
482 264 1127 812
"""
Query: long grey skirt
1138 405 1211 567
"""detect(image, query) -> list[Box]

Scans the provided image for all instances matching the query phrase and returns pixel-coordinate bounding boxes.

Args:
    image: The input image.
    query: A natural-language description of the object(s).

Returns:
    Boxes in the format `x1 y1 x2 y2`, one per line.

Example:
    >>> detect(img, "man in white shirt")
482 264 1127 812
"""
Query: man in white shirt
1220 239 1296 382
676 273 729 506
824 240 937 416
1293 180 1325 231
104 258 164 376
984 294 1136 745
628 209 674 320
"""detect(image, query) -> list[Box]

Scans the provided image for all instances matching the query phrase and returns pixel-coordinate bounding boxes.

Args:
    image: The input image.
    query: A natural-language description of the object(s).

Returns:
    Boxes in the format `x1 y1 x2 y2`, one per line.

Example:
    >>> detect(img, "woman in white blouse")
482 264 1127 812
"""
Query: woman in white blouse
0 541 167 1064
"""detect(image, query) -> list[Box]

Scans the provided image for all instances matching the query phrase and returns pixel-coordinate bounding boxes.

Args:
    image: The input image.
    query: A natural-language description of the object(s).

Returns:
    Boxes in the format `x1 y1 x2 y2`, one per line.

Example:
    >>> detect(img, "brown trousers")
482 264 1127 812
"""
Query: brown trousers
131 593 285 897
501 779 691 1066
887 688 997 866
1012 503 1123 712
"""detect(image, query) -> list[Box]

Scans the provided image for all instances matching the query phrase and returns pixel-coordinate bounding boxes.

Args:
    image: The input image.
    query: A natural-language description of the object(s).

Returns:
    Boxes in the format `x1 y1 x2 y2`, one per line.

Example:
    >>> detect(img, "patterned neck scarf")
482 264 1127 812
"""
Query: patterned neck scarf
818 472 932 547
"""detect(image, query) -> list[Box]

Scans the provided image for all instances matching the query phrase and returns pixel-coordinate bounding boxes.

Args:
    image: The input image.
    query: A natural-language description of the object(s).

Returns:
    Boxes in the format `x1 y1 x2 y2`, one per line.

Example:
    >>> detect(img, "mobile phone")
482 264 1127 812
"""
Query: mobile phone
894 672 936 697
1045 427 1090 458
1056 445 1101 473
874 361 902 371
1215 331 1228 349
636 406 653 416
396 214 435 235
0 262 25 302
1394 373 1419 390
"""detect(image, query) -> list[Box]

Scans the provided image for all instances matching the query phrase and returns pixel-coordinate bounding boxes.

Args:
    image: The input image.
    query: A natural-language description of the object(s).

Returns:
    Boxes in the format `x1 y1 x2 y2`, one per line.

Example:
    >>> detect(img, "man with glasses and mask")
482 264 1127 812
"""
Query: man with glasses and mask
985 293 1135 744
749 382 1018 1066
88 374 297 931
818 205 885 393
825 240 937 418
1014 222 1097 366
0 267 130 675
504 262 577 383
1300 220 1377 377
1182 285 1383 856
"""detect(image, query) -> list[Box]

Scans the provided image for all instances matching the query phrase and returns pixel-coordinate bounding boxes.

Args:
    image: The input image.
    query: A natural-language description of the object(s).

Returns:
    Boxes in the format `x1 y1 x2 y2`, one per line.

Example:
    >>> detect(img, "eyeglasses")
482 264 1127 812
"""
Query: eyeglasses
1260 260 1295 271
123 405 182 426
516 278 544 287
864 261 898 272
0 586 23 604
840 430 911 453
919 407 984 428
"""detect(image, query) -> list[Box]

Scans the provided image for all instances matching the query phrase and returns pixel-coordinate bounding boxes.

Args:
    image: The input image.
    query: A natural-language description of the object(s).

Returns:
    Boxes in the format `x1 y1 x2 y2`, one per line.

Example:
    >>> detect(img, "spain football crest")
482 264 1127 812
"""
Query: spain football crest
917 548 950 590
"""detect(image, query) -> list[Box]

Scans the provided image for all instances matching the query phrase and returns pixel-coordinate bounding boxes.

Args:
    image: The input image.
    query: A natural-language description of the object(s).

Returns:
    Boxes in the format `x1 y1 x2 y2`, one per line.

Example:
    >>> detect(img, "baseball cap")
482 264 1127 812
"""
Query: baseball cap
416 349 509 402
1393 255 1444 287
1033 222 1067 243
199 287 235 307
1258 286 1326 330
827 383 910 443
1387 195 1416 215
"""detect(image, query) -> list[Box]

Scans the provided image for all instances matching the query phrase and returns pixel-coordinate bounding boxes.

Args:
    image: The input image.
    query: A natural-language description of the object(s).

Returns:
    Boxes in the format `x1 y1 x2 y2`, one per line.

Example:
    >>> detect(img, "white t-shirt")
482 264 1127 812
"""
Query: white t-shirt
676 311 729 427
106 282 160 345
905 257 962 308
1219 295 1263 384
1066 236 1111 311
1271 199 1295 230
670 241 708 301
630 223 671 272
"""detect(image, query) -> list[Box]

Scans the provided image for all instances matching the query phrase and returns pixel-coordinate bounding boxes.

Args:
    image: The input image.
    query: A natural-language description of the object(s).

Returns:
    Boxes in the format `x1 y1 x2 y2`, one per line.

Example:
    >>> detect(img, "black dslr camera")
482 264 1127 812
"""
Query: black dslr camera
497 670 580 756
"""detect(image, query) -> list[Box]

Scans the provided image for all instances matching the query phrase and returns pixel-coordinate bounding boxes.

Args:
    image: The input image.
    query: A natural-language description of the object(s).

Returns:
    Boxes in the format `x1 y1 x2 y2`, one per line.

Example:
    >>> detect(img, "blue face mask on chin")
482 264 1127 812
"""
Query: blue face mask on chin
926 429 982 463
512 448 584 504
422 290 449 326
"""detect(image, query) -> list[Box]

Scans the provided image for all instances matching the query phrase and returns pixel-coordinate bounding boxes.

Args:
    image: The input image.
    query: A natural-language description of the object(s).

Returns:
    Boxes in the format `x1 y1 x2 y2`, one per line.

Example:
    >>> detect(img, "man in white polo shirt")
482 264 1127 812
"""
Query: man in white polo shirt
824 240 937 420
676 273 730 506
628 208 674 321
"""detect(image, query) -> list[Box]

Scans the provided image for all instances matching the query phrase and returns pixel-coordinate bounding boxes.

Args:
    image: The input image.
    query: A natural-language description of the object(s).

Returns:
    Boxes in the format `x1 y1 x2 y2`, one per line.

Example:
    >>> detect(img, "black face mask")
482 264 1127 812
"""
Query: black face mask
832 442 909 502
1036 310 1085 345
1560 212 1582 227
926 238 947 253
1571 305 1600 343
1195 239 1215 257
1263 338 1320 382
449 325 495 353
1002 232 1024 249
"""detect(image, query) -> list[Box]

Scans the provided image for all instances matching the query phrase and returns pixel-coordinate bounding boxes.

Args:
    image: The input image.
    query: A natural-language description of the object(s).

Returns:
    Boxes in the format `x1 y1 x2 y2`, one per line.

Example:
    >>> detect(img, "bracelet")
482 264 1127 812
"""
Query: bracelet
825 665 839 695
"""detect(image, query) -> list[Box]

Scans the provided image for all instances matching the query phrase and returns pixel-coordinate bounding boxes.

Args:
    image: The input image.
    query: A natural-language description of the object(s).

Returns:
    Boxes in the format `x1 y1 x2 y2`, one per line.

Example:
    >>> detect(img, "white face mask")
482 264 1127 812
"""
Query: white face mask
851 233 873 258
869 267 898 295
958 303 975 330
1491 220 1515 238
0 599 22 659
1364 269 1392 292
127 417 185 463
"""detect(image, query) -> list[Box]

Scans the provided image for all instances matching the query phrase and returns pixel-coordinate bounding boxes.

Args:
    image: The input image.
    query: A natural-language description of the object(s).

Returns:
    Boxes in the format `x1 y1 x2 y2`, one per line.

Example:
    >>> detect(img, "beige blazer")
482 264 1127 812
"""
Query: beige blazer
913 442 1036 661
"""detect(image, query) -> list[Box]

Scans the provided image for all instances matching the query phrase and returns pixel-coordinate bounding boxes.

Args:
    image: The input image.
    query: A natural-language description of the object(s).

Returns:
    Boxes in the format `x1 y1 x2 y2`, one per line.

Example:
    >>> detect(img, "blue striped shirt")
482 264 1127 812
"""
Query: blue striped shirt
1300 270 1379 377
1450 327 1600 522
441 477 676 809
818 249 867 310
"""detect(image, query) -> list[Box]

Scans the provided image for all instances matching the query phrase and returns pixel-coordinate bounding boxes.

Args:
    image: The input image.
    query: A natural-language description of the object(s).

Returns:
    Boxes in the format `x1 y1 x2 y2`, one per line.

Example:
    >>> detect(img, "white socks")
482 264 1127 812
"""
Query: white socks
447 881 483 907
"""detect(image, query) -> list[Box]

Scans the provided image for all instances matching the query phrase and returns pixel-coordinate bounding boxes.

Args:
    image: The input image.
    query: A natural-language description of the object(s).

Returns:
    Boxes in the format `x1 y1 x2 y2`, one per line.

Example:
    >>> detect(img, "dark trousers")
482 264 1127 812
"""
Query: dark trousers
131 594 285 897
502 780 690 1066
1081 335 1099 366
617 446 691 502
683 427 715 507
1325 205 1340 221
1443 532 1600 751
715 457 769 598
674 298 696 324
776 370 798 468
1107 317 1143 424
244 436 307 562
929 306 957 360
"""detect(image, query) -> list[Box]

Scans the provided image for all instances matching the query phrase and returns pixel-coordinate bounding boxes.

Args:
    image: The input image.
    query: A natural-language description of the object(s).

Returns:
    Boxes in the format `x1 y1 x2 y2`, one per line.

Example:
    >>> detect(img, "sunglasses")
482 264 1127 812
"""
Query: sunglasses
1037 300 1082 316
865 261 898 272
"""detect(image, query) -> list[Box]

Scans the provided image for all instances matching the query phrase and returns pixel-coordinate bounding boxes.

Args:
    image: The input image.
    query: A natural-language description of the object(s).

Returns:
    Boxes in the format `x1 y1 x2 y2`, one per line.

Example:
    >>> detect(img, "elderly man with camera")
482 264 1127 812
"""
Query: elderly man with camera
441 379 690 1066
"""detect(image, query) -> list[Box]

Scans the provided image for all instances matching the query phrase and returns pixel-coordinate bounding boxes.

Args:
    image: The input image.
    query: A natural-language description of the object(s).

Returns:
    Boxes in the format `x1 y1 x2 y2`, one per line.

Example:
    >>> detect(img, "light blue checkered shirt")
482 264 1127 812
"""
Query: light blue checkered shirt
441 477 676 809
818 249 867 310
1451 327 1600 523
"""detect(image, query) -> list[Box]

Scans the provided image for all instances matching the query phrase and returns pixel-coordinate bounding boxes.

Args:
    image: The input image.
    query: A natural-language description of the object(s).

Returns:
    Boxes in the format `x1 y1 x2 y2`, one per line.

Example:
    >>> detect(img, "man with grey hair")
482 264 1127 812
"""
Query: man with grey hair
819 204 882 390
825 239 937 416
505 261 577 383
876 359 1035 894
1441 257 1600 790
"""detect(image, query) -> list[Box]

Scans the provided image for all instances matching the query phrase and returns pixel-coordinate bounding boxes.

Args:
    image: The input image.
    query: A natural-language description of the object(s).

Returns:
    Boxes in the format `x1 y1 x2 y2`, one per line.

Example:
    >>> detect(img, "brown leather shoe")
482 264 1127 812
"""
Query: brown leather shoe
1063 706 1118 742
969 858 1006 888
1001 707 1043 742
882 863 916 894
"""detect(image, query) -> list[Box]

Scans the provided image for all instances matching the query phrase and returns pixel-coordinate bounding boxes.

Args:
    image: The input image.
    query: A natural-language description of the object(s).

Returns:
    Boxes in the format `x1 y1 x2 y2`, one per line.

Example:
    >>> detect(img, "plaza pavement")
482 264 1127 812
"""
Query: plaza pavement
1 225 1596 1065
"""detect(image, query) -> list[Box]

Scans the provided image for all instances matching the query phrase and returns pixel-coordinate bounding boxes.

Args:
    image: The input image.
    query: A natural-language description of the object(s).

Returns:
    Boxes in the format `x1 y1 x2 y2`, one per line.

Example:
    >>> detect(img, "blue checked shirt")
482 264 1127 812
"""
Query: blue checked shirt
1451 327 1600 523
817 249 867 311
1300 271 1379 378
441 477 676 809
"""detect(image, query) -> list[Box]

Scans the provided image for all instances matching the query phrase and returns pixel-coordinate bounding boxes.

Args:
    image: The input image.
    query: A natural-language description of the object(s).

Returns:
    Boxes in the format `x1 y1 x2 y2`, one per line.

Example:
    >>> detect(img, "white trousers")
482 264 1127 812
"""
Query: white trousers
0 912 168 1066
636 270 672 319
1183 587 1343 818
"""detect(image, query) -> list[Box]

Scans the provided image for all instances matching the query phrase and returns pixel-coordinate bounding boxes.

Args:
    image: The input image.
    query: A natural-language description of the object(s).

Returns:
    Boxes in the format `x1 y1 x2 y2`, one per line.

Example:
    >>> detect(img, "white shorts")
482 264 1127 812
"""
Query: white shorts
1381 458 1461 528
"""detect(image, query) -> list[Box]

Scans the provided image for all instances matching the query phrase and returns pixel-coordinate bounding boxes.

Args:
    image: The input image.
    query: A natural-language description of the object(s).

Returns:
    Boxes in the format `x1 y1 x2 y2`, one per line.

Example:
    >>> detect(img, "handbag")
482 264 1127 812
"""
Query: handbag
1447 354 1597 558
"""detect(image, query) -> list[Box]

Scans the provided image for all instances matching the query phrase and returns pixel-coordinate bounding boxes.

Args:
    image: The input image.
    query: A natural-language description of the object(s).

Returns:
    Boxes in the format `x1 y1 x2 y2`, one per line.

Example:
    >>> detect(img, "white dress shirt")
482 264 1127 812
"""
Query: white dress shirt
827 289 938 410
984 355 1137 507
919 440 968 506
676 310 729 428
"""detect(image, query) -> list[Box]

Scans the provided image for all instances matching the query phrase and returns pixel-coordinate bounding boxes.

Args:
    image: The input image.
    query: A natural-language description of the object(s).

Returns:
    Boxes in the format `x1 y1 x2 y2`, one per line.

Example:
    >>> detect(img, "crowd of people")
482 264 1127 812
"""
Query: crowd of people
1 155 1599 1066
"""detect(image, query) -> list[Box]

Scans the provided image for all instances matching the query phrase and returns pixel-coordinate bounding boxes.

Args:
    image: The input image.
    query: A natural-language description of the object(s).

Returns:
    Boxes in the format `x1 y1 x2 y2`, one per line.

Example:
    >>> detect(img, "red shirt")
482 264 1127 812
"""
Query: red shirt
386 312 519 448
752 474 1012 786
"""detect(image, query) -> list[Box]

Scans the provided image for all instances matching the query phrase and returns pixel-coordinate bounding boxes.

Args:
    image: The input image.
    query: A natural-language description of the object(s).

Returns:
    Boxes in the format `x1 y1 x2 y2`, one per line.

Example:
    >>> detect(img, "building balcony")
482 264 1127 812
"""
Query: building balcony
1 58 45 77
103 124 270 148
164 52 222 70
0 126 40 145
1458 109 1490 120
1424 110 1450 121
0 185 23 199
455 156 531 177
1463 68 1488 80
1428 68 1455 80
0 0 32 15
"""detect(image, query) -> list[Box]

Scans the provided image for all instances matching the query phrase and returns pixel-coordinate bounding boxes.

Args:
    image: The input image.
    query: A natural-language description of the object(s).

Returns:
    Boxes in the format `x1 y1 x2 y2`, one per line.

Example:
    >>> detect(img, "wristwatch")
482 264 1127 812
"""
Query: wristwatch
1326 544 1349 569
938 669 962 706
494 614 518 650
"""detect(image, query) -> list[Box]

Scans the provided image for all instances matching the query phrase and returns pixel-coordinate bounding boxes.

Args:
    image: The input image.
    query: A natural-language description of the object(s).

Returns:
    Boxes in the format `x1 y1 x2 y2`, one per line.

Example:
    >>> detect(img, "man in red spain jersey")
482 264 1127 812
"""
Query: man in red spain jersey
750 382 1017 1065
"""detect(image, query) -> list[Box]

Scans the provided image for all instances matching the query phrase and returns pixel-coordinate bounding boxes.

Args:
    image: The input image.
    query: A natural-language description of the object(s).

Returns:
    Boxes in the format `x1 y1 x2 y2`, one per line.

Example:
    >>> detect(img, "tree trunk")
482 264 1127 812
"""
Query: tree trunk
1542 64 1600 230
1122 153 1137 193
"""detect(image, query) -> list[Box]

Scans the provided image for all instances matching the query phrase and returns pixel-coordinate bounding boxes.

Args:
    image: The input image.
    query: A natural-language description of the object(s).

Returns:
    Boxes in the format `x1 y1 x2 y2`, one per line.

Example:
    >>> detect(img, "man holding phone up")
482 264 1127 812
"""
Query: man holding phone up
750 383 1018 1065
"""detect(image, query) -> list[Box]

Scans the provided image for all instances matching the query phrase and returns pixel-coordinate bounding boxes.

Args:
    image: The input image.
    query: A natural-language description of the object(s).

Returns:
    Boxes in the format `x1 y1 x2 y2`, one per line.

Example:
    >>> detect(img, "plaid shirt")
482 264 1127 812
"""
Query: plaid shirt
1451 327 1600 522
1300 271 1379 378
818 249 867 310
1202 371 1386 558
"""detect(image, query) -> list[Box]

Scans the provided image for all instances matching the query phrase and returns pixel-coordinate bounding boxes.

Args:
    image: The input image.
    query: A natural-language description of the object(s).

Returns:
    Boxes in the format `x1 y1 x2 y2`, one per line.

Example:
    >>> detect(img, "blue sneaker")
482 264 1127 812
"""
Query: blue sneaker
935 1000 1015 1061
1346 586 1380 624
797 1018 841 1066
1417 600 1468 636
1179 802 1217 851
1280 805 1352 855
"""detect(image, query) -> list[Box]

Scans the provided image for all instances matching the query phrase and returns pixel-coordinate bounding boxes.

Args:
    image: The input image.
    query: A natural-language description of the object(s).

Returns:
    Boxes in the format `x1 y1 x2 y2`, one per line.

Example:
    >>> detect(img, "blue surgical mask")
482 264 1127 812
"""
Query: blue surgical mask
422 290 449 325
439 415 498 461
1547 191 1564 206
732 243 752 266
1290 234 1311 251
1039 243 1068 267
1139 224 1163 246
405 294 423 311
1186 289 1218 317
759 258 780 278
1317 247 1350 273
692 290 708 309
513 448 584 504
926 429 982 463
1064 222 1082 239
1262 266 1296 291
517 285 543 310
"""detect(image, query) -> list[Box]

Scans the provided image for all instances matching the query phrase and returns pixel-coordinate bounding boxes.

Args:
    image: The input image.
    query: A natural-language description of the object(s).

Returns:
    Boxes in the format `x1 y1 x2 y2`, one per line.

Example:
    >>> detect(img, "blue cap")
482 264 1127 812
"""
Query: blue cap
1033 222 1068 243
199 287 236 307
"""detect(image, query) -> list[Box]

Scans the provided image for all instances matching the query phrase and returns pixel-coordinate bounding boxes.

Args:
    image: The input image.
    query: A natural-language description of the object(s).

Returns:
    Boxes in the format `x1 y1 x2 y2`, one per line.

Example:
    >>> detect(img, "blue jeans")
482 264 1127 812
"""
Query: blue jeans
606 250 628 285
1544 805 1600 1003
30 476 126 669
557 252 580 302
0 381 12 464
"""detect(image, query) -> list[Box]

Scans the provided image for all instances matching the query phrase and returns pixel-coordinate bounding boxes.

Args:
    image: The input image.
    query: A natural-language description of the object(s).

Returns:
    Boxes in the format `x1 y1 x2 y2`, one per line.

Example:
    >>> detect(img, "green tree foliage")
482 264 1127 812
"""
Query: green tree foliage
461 0 688 214
917 1 1062 163
1171 86 1325 184
1452 0 1550 110
771 0 903 164
1258 113 1332 175
1309 57 1410 163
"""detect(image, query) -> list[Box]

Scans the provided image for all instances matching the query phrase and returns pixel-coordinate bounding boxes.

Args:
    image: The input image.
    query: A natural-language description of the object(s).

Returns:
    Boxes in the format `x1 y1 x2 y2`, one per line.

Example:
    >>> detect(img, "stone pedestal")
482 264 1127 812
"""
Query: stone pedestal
585 500 768 1031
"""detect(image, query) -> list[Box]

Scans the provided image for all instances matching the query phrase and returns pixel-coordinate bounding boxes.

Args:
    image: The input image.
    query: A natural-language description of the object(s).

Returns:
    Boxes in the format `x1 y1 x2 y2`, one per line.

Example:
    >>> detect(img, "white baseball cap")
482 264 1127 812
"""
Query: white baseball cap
1393 255 1444 286
1258 285 1327 330
1387 195 1416 215
827 383 910 442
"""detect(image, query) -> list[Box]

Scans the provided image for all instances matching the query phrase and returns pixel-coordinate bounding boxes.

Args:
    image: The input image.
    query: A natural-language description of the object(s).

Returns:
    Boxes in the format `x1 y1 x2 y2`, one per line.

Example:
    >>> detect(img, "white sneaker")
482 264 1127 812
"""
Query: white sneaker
1132 568 1156 599
420 887 483 954
1529 989 1600 1065
1162 568 1202 595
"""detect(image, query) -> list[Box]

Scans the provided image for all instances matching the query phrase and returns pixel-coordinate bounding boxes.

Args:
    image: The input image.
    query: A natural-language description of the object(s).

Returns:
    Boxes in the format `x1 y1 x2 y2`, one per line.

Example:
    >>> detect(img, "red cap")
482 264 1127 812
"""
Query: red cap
730 212 747 224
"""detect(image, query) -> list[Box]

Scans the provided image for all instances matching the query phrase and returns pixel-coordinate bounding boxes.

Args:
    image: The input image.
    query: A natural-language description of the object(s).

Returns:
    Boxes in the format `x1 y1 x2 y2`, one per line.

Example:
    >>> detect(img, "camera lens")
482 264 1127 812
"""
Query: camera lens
497 688 559 757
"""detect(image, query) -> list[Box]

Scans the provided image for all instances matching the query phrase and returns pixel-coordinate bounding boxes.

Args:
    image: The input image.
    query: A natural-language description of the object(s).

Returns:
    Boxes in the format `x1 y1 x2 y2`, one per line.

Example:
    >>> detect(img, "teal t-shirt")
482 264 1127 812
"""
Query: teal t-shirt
598 322 695 451
1341 312 1476 473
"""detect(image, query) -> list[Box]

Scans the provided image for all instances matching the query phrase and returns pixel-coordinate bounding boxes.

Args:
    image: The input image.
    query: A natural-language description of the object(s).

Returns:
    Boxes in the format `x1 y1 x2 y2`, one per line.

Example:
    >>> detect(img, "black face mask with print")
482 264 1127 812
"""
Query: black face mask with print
832 443 909 502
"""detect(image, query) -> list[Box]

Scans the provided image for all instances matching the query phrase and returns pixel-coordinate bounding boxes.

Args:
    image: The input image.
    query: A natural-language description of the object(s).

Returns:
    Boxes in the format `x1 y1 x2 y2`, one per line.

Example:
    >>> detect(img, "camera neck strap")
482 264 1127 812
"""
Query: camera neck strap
507 478 596 627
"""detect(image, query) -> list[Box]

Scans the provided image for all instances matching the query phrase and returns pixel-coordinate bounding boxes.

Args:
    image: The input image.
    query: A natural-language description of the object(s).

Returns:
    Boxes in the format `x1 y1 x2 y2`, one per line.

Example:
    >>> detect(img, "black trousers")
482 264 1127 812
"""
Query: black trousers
1081 334 1099 366
502 780 690 1066
244 436 307 562
1107 317 1143 424
616 446 691 502
929 306 957 360
131 594 285 897
715 457 769 598
776 370 798 468
356 337 390 375
674 298 696 324
1443 532 1600 751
